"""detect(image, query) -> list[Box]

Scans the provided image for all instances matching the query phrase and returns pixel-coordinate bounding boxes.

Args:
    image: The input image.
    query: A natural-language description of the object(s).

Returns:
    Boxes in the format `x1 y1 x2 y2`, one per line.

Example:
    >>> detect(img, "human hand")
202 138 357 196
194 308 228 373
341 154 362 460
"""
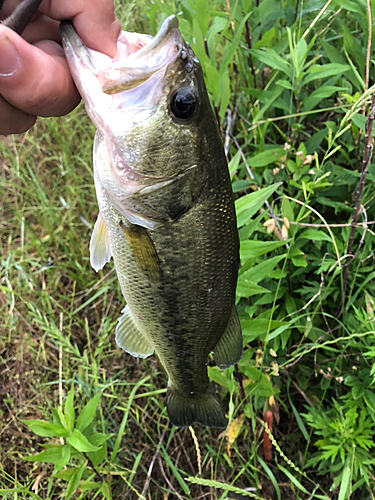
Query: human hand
0 0 121 134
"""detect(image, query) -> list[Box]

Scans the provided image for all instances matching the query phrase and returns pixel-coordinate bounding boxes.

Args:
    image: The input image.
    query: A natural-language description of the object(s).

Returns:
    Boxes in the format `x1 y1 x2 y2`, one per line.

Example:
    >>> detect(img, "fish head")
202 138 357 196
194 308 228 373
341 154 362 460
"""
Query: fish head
61 17 213 226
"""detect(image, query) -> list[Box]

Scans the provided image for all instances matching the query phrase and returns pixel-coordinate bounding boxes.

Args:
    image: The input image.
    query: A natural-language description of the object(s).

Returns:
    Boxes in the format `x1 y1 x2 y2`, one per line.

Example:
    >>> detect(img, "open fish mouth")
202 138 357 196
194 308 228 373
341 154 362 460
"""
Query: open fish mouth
60 16 185 187
60 16 183 119
61 15 181 96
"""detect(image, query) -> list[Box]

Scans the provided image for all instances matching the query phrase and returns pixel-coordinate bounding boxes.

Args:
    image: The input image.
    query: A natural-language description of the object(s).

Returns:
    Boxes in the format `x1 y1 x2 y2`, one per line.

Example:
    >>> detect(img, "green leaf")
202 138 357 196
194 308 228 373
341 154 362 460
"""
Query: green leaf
66 429 101 453
64 384 75 433
351 113 375 136
364 390 375 412
65 464 86 499
277 464 310 494
79 481 101 492
241 319 288 342
302 87 344 113
88 432 112 446
298 229 332 242
250 48 292 78
303 63 350 85
333 0 364 13
239 254 286 284
20 420 68 438
88 443 108 467
290 247 307 267
23 445 70 466
235 183 282 227
247 148 286 167
236 279 270 300
338 464 351 500
240 366 275 397
240 240 287 260
161 445 190 494
258 457 281 500
220 13 251 72
76 393 101 432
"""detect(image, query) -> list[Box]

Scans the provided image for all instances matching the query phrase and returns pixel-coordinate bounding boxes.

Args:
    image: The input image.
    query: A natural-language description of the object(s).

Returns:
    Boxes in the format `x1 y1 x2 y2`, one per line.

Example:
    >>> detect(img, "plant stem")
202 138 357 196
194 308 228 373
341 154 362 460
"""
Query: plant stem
82 452 103 483
342 93 375 305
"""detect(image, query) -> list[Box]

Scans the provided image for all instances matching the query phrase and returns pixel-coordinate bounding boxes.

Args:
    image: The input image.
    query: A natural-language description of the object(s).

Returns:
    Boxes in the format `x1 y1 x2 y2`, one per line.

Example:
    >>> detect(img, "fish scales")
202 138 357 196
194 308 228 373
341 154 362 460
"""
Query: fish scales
61 15 242 428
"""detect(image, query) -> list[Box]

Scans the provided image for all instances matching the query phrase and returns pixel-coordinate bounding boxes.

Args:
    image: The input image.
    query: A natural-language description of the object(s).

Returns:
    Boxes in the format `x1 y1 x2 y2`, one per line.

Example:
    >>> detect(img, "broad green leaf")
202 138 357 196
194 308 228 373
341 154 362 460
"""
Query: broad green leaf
333 0 364 13
65 464 86 499
76 393 101 432
208 366 235 392
303 63 350 85
88 443 108 467
351 113 375 136
99 482 111 500
240 240 286 260
302 87 344 113
66 429 101 453
88 432 112 446
228 150 241 176
290 247 307 267
20 420 68 438
236 279 270 300
79 481 101 492
235 182 282 227
23 445 69 465
241 319 288 342
247 148 286 167
298 229 332 242
364 390 375 412
239 254 286 284
240 366 275 397
342 24 365 75
250 48 292 78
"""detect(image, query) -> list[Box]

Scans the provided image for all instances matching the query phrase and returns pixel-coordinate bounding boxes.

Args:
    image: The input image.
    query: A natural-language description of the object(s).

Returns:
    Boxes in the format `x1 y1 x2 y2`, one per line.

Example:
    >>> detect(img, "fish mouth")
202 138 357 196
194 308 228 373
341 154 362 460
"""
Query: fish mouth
60 15 182 98
60 16 184 186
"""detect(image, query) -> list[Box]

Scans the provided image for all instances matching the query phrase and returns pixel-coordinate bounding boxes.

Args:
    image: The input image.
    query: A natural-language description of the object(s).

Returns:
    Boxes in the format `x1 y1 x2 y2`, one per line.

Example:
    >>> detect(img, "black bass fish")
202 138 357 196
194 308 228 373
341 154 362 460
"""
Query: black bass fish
60 16 242 428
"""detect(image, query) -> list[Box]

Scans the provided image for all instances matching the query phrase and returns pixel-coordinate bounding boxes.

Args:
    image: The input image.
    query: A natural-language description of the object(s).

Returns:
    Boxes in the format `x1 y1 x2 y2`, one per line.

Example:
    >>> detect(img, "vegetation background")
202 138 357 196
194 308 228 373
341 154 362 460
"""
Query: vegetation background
1 0 375 498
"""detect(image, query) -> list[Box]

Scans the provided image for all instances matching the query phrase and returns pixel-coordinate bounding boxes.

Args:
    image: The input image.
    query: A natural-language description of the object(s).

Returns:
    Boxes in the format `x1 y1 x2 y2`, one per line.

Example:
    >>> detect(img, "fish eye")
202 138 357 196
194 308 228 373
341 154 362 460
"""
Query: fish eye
170 87 197 120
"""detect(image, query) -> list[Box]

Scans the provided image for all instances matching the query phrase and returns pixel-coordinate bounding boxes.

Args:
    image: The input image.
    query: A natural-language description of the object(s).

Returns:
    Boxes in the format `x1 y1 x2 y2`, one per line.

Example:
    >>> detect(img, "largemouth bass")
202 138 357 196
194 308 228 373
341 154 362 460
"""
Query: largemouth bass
60 16 242 428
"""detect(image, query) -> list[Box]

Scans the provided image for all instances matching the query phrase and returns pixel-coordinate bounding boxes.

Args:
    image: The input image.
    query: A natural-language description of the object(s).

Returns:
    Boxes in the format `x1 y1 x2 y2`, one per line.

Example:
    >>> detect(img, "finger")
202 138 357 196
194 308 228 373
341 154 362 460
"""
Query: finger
40 0 121 57
2 0 122 57
0 24 80 117
0 94 36 135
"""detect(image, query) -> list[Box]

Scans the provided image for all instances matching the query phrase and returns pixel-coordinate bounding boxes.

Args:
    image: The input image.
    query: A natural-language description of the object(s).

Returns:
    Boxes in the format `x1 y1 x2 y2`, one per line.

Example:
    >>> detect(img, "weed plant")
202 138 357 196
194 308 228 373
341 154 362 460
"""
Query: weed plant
1 0 375 498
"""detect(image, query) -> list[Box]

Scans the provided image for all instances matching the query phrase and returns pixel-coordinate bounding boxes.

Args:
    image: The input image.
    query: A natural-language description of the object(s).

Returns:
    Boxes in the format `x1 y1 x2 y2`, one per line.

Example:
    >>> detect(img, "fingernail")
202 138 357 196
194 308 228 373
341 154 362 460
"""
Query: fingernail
0 33 21 77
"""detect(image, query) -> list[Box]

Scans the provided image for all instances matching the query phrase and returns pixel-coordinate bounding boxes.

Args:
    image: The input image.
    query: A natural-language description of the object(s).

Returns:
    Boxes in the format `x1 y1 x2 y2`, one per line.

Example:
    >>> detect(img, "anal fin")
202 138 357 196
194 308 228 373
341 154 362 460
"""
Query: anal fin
115 305 154 358
212 307 242 370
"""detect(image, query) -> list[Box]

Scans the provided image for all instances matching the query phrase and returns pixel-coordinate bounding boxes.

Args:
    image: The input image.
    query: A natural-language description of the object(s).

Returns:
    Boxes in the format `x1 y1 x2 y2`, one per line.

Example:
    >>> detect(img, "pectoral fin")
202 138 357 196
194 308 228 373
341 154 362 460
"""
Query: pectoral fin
90 213 112 272
212 307 243 370
115 305 154 358
120 221 160 282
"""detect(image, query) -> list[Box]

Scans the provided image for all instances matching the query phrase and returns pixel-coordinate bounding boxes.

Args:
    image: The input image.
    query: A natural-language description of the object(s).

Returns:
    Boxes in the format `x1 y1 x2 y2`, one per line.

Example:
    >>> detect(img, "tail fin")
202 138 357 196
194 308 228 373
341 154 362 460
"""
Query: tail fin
166 384 227 428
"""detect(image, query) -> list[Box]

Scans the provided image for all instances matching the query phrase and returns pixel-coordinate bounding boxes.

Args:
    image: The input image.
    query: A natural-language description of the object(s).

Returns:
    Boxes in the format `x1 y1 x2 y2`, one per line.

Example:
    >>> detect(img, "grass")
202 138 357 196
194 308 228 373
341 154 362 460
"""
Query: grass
2 0 375 498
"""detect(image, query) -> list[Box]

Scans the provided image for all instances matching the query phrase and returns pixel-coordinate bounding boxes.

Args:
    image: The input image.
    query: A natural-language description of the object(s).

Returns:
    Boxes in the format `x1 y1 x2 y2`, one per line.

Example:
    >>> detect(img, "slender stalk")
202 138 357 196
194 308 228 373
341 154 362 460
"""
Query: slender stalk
342 93 375 303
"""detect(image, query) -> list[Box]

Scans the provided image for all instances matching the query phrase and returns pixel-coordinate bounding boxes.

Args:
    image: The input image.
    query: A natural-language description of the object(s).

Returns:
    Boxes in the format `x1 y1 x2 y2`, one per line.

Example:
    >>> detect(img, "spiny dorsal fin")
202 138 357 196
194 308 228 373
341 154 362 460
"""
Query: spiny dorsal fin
90 213 112 272
115 305 154 358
